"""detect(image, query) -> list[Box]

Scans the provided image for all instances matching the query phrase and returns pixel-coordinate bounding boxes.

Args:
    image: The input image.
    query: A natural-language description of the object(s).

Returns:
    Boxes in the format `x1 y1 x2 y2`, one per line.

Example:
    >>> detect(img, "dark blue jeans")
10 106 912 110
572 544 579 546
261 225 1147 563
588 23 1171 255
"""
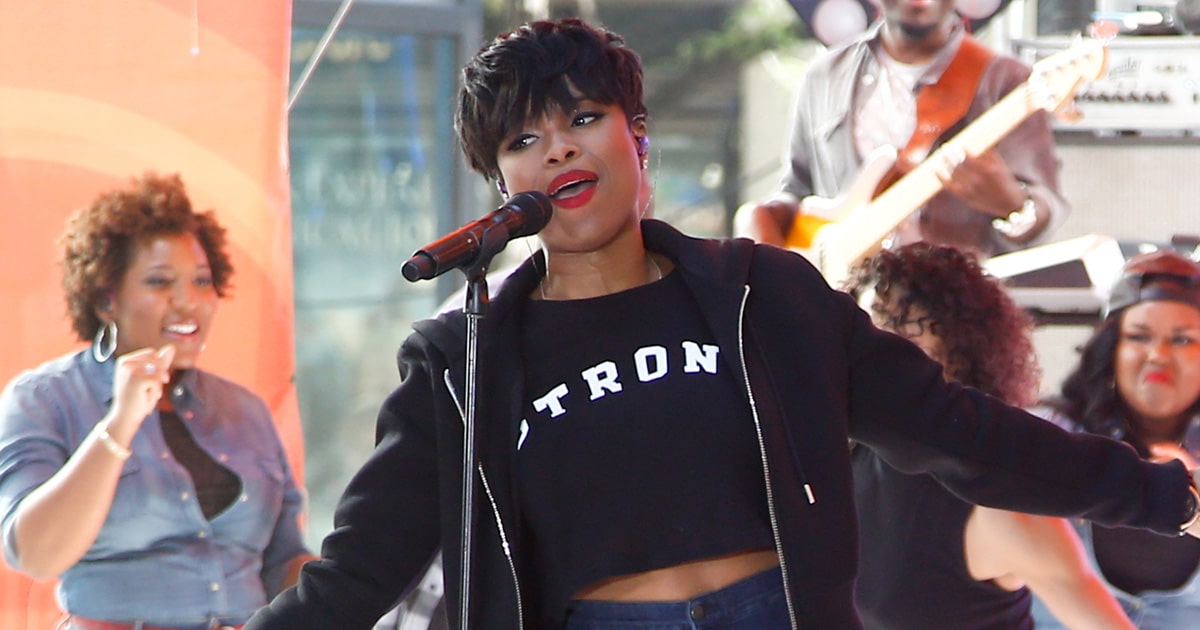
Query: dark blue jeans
563 566 790 629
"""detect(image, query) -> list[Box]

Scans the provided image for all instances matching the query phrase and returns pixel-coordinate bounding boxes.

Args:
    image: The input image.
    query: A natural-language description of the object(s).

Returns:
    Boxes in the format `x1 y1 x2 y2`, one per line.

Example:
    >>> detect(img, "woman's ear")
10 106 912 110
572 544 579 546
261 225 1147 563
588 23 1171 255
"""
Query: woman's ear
93 293 115 321
631 115 649 155
631 113 648 135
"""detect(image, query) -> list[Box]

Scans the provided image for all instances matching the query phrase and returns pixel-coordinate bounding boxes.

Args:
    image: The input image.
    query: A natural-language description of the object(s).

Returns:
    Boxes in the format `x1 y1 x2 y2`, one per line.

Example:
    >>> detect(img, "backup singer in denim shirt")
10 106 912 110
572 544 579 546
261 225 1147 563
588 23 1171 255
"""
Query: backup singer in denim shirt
0 173 314 629
0 351 308 624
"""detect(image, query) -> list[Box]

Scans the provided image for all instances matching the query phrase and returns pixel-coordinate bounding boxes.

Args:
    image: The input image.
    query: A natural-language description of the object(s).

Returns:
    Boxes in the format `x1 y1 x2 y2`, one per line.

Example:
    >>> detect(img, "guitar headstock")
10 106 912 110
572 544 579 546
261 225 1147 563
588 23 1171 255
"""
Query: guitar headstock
1028 38 1109 118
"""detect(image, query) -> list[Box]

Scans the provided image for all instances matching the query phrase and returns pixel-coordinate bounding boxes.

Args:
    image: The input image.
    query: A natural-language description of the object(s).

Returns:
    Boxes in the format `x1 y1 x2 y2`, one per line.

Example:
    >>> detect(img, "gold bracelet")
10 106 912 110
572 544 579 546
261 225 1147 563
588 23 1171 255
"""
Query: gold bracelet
96 423 132 461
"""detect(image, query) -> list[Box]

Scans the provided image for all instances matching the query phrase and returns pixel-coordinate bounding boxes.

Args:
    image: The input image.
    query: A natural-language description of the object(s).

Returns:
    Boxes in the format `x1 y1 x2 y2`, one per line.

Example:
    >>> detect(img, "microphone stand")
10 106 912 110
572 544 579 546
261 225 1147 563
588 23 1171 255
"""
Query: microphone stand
452 227 509 630
404 193 550 628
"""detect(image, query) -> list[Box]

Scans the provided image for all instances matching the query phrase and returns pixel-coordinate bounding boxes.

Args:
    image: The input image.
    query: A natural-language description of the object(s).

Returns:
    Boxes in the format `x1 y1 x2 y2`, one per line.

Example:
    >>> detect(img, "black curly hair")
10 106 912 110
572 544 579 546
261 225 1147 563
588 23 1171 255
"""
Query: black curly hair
58 172 233 342
844 243 1041 406
455 17 647 182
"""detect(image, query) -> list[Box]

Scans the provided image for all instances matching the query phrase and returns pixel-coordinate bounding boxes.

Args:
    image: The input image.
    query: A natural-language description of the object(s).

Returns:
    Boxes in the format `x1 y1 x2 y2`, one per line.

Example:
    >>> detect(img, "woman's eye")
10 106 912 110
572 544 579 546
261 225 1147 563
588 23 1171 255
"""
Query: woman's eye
505 135 535 152
573 112 601 127
1123 332 1151 343
195 275 214 288
145 276 172 288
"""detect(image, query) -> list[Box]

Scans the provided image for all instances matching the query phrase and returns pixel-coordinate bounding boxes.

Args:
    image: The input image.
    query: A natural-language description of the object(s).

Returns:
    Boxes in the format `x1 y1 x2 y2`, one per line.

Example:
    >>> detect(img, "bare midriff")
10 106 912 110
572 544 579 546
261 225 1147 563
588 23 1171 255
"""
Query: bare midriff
573 548 780 602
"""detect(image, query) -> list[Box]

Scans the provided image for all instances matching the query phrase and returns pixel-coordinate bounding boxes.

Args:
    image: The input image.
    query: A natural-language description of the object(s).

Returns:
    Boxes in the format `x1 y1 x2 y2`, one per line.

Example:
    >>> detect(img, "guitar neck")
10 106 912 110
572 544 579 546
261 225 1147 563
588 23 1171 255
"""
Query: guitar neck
836 83 1036 263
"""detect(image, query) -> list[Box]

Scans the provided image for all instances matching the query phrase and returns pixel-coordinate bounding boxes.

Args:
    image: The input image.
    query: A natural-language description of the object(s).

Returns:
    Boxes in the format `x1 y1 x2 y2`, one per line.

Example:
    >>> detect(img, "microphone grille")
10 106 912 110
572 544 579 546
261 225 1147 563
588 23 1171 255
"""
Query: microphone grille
506 190 553 238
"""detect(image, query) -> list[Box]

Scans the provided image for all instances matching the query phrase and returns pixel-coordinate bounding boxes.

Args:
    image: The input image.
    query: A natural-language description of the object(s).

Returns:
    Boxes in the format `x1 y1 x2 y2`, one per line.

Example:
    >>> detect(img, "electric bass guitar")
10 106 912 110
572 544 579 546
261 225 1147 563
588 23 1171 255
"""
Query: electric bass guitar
784 38 1108 287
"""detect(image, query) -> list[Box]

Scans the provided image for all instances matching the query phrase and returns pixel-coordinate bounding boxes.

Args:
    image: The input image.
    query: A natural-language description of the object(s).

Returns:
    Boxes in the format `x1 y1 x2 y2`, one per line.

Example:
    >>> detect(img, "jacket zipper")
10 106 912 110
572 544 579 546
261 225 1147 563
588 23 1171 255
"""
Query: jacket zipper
443 369 525 629
735 285 802 629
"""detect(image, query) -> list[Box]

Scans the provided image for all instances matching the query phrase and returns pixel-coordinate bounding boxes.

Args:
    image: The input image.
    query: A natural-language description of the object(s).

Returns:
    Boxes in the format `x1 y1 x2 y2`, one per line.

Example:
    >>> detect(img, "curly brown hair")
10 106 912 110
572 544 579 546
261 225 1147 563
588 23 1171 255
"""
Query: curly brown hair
844 243 1042 406
58 172 234 341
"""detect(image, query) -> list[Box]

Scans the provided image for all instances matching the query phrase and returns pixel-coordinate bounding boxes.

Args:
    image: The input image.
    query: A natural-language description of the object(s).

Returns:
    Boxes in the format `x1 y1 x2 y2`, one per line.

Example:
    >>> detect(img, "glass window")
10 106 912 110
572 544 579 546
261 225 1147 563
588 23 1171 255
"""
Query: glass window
289 26 459 548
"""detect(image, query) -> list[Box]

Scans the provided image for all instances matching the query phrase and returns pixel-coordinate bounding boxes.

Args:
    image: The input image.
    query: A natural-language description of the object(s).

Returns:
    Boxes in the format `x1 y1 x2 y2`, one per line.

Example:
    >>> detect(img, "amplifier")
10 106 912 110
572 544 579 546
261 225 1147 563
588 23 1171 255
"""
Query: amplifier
1012 36 1200 135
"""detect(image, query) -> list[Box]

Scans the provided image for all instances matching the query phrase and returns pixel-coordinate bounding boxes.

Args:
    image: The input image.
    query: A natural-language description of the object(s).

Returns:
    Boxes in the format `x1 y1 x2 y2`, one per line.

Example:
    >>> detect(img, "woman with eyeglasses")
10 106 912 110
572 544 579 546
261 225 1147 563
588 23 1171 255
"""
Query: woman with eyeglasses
1030 250 1200 629
844 242 1134 629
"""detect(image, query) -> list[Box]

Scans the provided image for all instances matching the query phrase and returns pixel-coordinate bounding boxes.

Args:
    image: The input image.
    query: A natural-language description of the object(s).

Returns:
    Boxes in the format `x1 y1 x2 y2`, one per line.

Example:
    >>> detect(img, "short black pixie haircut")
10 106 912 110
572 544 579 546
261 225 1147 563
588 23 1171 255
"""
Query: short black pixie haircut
455 18 647 182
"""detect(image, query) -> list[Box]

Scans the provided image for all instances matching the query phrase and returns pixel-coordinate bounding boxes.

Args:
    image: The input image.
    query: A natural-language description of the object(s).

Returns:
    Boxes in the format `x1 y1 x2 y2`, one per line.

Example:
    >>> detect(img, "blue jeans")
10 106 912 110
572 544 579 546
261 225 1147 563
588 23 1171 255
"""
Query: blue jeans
563 566 790 629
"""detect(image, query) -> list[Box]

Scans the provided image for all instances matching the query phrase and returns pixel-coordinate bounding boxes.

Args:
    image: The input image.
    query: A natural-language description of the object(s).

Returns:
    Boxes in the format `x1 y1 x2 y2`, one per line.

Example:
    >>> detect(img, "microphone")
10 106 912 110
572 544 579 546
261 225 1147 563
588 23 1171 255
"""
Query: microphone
402 191 553 282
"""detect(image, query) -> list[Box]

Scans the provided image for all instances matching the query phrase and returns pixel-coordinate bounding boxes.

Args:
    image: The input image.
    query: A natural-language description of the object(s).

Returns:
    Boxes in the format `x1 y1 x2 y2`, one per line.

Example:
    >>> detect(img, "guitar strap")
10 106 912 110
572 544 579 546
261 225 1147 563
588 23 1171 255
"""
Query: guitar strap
897 36 994 170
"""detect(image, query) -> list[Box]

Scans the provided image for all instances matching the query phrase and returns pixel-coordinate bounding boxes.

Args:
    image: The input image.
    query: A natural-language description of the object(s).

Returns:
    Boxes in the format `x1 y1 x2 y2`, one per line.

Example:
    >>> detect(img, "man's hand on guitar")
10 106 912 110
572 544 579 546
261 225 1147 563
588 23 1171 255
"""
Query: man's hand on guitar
733 197 799 247
934 145 1026 220
934 144 1046 241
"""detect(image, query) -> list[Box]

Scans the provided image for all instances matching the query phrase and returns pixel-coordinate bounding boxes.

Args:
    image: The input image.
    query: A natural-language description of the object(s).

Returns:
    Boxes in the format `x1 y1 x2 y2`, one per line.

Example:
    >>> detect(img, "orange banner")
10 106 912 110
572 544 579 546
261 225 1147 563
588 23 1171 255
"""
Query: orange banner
0 1 297 626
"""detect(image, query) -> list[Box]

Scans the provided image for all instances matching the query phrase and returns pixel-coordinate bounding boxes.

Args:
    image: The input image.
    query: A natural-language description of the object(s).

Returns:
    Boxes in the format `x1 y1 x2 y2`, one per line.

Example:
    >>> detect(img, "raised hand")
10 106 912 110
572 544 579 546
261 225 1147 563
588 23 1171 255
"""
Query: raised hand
108 344 176 430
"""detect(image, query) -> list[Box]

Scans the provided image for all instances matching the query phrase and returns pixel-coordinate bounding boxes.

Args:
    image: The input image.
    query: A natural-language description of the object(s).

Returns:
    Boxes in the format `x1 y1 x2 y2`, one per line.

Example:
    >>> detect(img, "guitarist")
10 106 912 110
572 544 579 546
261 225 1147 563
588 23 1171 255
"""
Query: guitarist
735 0 1068 258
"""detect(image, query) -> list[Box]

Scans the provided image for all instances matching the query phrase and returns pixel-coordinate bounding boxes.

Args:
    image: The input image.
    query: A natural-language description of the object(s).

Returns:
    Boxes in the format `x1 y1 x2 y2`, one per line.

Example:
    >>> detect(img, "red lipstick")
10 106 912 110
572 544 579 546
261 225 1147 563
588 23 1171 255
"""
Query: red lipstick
1145 370 1174 385
548 169 598 210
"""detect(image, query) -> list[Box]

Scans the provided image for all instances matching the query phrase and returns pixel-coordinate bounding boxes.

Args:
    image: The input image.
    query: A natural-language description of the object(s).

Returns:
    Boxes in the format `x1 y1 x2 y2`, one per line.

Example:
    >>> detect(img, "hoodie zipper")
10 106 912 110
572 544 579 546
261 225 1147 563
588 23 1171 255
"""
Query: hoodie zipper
443 369 525 629
735 285 803 629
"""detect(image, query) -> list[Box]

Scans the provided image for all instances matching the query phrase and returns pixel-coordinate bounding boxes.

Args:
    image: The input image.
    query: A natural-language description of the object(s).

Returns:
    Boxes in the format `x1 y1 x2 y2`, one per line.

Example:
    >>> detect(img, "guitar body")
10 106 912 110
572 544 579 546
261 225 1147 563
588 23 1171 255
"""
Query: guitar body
786 147 899 287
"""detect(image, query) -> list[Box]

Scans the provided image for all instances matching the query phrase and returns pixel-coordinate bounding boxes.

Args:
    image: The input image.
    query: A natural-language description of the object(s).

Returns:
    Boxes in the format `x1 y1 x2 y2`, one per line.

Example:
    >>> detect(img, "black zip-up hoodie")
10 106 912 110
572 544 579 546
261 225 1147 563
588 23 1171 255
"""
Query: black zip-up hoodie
247 220 1194 630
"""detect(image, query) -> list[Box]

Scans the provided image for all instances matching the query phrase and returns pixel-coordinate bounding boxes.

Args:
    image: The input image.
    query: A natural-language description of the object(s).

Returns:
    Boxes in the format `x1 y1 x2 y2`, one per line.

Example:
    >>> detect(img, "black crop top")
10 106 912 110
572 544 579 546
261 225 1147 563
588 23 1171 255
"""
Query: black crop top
516 270 773 625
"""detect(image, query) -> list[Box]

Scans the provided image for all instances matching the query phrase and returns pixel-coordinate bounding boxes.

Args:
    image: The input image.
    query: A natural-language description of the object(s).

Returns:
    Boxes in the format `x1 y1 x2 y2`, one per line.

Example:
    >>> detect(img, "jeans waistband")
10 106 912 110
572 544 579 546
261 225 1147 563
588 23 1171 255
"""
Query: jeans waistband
565 565 787 627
